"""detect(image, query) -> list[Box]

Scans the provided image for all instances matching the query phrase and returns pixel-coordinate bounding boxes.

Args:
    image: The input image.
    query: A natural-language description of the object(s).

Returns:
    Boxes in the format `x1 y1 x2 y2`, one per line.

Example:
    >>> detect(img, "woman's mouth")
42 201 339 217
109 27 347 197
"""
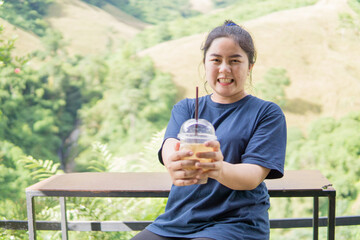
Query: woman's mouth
218 78 234 86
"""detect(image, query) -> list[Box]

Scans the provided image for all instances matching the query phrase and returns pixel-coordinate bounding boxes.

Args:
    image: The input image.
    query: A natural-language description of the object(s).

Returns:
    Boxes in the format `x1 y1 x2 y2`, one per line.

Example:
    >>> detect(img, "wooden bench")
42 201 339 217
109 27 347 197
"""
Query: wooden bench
26 170 336 240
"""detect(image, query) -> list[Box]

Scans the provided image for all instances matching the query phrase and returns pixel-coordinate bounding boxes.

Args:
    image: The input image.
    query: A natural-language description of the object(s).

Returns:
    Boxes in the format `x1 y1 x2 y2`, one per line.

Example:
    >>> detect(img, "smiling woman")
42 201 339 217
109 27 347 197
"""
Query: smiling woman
202 20 256 104
131 20 287 240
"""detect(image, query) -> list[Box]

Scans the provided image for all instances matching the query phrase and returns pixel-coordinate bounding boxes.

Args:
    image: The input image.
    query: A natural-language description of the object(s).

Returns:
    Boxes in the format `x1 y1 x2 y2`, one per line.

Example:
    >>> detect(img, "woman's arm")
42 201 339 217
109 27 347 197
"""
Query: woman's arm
215 162 270 190
196 141 270 190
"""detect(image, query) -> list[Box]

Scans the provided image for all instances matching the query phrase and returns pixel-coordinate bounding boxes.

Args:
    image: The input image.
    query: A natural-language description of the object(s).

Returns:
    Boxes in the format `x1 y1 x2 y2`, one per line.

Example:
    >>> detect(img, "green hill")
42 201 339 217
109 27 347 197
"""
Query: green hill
0 0 149 56
2 0 359 130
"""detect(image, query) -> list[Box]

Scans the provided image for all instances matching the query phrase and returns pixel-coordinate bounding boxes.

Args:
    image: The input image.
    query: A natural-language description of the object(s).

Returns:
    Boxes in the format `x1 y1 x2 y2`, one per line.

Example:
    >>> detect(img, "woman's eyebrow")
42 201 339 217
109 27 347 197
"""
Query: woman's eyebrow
229 54 243 58
209 53 243 58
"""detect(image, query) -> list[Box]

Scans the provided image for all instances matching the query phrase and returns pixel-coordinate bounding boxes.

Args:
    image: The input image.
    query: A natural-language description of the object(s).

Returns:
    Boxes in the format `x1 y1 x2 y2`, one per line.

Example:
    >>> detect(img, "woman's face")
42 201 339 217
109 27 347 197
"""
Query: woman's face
205 37 252 104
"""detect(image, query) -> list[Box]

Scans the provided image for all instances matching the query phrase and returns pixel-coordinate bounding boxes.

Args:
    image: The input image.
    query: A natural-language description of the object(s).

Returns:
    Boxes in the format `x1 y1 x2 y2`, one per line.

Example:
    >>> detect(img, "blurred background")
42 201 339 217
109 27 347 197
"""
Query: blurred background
0 0 359 239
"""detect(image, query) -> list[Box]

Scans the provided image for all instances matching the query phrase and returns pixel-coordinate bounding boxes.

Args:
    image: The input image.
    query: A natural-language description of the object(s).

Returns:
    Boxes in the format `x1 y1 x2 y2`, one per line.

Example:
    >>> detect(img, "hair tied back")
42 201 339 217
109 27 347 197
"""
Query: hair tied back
226 22 237 26
225 20 238 27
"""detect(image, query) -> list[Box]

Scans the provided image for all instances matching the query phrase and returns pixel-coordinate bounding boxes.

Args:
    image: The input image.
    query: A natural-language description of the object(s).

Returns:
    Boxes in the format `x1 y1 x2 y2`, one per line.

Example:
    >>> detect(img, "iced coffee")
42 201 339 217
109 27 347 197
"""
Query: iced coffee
178 118 217 184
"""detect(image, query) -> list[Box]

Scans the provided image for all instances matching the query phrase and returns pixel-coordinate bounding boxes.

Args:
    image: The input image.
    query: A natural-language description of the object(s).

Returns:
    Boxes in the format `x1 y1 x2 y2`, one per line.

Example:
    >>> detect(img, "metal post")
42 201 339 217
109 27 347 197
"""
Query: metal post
328 192 336 240
59 197 68 240
26 193 36 240
313 196 319 240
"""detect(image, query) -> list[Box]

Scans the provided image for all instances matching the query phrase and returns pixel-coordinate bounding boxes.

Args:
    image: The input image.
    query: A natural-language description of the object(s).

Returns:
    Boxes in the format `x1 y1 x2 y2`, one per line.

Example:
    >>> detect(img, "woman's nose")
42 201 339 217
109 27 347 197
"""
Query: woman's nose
219 63 231 73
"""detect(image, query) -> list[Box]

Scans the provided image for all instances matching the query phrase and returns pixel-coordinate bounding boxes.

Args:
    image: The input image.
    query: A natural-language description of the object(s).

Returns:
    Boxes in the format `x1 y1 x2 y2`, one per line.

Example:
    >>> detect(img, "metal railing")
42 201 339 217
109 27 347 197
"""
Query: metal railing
1 216 360 232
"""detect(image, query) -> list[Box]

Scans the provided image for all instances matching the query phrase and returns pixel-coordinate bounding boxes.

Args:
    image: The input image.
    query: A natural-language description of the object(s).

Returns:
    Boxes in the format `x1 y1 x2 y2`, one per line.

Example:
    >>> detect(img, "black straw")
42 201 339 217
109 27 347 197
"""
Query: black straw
195 87 198 135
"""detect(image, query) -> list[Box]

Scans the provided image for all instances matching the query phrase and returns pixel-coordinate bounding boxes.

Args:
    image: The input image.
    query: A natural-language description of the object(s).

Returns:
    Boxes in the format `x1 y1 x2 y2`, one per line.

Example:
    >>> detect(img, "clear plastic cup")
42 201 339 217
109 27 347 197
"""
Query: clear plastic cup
178 119 217 184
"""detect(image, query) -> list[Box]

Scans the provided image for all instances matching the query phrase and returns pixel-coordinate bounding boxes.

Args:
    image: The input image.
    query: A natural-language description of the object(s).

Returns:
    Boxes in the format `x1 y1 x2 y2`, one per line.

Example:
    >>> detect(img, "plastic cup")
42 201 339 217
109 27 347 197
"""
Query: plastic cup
178 119 217 184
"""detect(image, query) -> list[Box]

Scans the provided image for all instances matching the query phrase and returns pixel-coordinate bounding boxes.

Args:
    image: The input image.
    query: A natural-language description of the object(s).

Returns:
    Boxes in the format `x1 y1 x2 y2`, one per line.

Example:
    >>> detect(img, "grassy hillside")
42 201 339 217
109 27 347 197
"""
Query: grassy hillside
44 0 148 55
140 0 360 131
0 18 44 56
0 0 149 57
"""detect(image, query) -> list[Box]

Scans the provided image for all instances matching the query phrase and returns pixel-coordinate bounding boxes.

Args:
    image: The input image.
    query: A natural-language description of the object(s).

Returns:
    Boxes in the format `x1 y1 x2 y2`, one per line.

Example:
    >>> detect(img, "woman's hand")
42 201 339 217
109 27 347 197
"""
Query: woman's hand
163 139 269 190
197 140 270 190
163 140 204 186
195 140 224 180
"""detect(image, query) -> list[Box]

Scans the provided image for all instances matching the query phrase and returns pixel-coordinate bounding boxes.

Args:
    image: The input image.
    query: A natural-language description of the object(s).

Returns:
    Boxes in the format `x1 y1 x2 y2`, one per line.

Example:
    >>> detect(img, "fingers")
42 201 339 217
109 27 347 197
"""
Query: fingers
167 141 223 186
195 151 217 160
205 140 220 151
172 169 210 186
168 159 199 171
195 148 223 162
171 168 204 186
195 161 218 172
194 141 223 180
167 149 202 186
196 161 221 179
173 168 199 177
171 149 193 161
173 178 198 186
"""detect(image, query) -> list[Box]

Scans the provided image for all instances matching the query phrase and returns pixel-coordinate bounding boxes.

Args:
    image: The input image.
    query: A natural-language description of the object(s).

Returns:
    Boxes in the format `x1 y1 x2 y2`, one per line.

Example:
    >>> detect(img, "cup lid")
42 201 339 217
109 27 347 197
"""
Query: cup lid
178 118 216 140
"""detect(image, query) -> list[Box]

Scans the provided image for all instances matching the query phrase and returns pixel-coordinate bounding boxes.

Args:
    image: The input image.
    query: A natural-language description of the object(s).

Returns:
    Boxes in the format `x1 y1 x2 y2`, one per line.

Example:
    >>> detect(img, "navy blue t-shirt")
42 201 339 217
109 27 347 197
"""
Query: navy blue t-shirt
147 95 287 240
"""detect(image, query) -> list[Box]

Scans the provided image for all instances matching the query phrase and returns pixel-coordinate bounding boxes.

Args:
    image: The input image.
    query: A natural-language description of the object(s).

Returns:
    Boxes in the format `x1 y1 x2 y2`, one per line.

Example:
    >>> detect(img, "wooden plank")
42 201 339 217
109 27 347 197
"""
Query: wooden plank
26 172 171 193
2 216 360 231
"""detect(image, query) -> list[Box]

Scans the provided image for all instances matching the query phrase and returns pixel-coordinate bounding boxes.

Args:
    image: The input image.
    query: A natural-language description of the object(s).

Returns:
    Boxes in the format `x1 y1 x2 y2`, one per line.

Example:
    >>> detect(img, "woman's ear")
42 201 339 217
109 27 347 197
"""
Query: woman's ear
249 63 254 71
248 64 254 75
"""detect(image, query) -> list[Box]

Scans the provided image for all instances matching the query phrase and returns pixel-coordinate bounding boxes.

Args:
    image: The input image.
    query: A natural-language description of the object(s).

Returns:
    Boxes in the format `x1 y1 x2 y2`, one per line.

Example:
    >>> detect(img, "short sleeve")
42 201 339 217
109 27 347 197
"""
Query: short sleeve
158 99 193 164
241 104 287 179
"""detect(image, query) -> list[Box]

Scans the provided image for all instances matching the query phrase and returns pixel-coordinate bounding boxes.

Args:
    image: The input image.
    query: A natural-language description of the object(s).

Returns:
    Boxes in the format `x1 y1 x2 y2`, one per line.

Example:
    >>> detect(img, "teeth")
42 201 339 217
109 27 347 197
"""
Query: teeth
218 78 233 83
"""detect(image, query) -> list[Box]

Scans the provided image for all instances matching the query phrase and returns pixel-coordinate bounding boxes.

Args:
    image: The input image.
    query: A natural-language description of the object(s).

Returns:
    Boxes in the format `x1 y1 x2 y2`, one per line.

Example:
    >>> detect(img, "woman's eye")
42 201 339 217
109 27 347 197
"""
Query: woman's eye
231 59 240 63
211 59 220 63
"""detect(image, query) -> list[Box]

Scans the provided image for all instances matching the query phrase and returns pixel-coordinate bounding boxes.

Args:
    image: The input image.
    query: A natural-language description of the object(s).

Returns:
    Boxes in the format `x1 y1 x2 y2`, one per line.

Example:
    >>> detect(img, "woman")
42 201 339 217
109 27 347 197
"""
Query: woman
132 20 286 240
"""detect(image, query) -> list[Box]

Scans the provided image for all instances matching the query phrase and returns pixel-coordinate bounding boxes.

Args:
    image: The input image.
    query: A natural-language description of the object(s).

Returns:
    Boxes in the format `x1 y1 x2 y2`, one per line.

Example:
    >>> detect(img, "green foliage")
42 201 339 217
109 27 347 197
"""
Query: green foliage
0 30 15 66
19 156 63 181
66 131 167 239
338 12 360 35
0 0 53 36
0 27 105 238
75 52 177 168
0 52 69 161
0 141 30 201
348 0 360 15
81 0 105 7
256 67 291 108
286 112 360 206
0 141 32 240
271 112 360 238
86 130 167 173
40 28 68 57
87 142 115 172
0 28 65 161
83 0 200 24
